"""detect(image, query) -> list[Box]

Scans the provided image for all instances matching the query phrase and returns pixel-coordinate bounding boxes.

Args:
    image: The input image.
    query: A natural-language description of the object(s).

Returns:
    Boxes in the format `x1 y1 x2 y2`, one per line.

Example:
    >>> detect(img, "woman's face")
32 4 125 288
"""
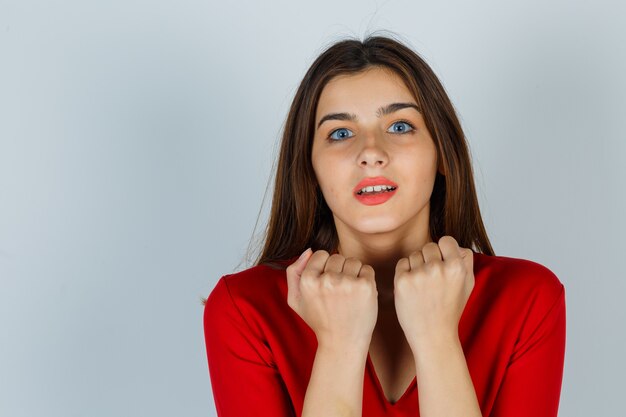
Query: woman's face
311 66 441 239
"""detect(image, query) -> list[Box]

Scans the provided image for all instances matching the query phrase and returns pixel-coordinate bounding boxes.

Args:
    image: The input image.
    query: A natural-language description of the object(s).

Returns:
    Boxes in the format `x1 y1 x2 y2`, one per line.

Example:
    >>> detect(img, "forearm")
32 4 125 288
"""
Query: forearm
412 335 482 417
302 343 367 417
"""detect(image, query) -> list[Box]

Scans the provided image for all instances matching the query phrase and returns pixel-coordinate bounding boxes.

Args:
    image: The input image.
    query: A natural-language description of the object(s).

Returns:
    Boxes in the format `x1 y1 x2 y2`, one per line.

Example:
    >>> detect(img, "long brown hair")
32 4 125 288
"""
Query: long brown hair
205 32 494 304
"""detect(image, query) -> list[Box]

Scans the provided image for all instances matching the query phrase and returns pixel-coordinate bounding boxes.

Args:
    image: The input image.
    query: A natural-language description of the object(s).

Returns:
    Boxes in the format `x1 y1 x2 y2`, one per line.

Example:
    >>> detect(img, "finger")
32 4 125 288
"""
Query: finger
421 241 442 263
461 248 475 277
286 248 313 306
459 247 474 261
358 264 375 282
437 235 462 261
395 257 410 276
342 257 363 278
305 249 331 277
324 253 346 273
287 248 313 279
408 251 424 271
462 247 475 263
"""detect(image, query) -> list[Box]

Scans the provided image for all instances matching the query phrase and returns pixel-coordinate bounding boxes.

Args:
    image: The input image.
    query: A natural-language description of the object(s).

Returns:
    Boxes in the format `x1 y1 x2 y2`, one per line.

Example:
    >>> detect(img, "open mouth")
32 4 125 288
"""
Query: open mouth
356 186 398 195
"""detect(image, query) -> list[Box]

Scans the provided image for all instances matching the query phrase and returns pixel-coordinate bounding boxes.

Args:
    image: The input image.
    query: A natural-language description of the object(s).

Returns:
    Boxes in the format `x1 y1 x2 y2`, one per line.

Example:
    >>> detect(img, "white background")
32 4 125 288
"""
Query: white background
1 0 624 416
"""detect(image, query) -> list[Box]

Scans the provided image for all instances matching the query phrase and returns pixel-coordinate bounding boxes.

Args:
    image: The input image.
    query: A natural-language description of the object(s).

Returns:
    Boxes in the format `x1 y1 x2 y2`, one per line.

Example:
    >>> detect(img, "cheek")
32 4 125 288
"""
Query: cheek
313 159 348 205
313 152 339 182
318 179 342 205
399 151 438 189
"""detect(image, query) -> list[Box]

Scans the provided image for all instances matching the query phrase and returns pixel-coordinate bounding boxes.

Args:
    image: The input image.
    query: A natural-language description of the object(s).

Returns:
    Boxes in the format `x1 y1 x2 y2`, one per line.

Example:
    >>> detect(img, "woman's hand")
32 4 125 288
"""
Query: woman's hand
286 249 378 349
393 236 475 347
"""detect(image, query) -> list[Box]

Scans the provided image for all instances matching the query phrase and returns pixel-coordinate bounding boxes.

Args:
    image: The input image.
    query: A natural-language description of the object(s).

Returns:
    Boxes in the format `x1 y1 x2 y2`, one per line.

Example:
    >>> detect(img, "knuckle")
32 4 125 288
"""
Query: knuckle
344 257 362 269
395 274 410 290
328 253 344 263
396 271 409 282
316 249 329 259
424 261 438 273
320 275 338 290
360 264 374 276
321 271 338 282
439 235 455 244
452 257 464 268
300 273 316 288
359 281 375 296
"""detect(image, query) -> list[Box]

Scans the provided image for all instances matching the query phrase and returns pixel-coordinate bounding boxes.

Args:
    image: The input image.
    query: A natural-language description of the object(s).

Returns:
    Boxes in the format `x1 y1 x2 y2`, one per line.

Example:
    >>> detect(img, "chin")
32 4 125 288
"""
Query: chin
351 217 400 234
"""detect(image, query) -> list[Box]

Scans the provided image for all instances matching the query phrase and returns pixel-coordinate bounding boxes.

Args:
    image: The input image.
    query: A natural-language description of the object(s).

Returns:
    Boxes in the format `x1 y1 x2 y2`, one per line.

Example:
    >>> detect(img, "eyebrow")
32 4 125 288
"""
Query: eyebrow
316 102 421 129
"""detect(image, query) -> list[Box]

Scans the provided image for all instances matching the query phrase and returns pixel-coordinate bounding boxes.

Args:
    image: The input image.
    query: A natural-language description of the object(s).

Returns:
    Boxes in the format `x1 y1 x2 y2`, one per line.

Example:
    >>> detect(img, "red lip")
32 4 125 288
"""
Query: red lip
352 176 399 206
353 176 398 195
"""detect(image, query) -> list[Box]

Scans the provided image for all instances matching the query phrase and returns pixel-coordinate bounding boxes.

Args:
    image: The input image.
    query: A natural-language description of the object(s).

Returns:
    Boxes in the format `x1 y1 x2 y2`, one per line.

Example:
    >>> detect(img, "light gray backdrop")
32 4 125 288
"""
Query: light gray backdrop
1 0 624 416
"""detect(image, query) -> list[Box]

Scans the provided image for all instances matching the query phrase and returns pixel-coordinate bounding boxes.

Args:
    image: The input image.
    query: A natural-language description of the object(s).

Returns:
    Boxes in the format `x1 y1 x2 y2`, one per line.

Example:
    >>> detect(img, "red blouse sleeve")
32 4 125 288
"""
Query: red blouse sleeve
490 283 566 417
203 276 296 417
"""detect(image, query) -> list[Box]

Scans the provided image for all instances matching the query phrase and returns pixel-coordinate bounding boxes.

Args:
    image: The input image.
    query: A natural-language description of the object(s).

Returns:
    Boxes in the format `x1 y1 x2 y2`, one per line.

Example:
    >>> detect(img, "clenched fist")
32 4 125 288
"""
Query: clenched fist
286 249 378 349
394 236 475 347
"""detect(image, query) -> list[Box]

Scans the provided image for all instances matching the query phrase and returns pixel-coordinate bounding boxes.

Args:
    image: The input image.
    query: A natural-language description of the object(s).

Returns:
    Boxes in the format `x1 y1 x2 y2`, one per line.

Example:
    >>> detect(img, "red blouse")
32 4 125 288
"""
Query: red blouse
203 251 566 416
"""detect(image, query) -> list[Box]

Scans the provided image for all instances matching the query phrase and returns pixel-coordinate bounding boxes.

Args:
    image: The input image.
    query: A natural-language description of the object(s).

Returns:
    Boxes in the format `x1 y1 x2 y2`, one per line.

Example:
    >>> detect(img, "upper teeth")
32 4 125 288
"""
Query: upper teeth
359 185 396 194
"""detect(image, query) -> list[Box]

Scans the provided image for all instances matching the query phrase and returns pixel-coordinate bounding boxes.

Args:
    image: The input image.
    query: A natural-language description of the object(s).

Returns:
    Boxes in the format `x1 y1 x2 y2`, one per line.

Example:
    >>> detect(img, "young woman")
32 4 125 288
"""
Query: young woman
203 34 566 417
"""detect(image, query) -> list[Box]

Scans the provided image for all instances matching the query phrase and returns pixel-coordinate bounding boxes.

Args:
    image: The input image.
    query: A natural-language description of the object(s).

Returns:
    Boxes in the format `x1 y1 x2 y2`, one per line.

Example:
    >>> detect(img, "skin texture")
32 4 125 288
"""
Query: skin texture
311 66 442 312
287 67 482 417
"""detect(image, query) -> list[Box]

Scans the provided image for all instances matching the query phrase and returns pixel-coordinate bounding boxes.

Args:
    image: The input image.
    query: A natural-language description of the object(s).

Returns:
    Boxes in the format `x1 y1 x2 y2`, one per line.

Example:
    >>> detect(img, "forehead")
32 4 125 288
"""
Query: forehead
316 67 415 117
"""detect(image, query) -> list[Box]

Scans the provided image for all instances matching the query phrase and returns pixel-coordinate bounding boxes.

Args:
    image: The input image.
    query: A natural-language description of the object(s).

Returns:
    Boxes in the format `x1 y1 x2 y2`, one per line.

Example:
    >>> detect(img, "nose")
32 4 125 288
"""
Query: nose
358 133 388 167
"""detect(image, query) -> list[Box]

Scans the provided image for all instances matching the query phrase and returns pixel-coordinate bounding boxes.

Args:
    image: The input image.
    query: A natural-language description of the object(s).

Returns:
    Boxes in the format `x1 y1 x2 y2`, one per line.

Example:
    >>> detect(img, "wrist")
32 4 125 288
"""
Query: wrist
315 342 369 373
316 338 370 358
409 331 460 352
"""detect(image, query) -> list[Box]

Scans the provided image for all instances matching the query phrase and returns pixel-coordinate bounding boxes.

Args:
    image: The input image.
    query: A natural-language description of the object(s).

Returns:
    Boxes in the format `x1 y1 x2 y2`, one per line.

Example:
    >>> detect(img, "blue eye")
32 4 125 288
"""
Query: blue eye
327 128 354 141
388 120 415 133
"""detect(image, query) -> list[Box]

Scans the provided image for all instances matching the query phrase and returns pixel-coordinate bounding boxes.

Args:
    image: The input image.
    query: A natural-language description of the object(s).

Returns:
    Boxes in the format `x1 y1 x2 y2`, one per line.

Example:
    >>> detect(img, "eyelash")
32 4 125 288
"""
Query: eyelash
326 120 416 142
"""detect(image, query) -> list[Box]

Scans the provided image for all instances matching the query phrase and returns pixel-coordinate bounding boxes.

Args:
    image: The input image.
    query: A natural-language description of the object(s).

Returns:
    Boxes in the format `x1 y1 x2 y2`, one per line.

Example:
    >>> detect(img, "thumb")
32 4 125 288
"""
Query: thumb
286 248 312 307
292 248 312 275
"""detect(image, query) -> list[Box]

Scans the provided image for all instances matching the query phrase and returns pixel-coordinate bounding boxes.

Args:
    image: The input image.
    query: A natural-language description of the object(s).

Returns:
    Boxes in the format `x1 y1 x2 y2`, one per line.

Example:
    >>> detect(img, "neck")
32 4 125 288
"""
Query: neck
334 220 433 312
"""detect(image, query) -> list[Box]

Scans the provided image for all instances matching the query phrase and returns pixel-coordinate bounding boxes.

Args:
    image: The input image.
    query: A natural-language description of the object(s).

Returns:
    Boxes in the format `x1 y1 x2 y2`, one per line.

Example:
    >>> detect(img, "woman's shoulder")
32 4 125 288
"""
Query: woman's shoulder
220 256 295 293
473 250 563 284
203 258 301 345
471 251 565 312
205 257 297 315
